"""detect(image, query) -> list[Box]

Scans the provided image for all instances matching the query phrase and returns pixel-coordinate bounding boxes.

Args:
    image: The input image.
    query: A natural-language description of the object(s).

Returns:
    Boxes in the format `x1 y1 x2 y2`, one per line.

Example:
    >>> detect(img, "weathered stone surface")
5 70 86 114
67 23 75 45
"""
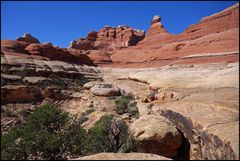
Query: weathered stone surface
1 85 43 104
16 33 40 44
90 83 120 96
23 77 51 84
101 62 239 160
129 115 182 158
1 40 30 55
25 43 94 65
83 81 101 89
71 152 172 160
1 54 101 80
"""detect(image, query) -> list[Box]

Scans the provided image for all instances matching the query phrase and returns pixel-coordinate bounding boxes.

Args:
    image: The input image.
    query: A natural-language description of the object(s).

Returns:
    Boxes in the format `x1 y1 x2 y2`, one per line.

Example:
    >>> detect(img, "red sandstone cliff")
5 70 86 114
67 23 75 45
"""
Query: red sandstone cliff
106 3 239 67
1 3 239 68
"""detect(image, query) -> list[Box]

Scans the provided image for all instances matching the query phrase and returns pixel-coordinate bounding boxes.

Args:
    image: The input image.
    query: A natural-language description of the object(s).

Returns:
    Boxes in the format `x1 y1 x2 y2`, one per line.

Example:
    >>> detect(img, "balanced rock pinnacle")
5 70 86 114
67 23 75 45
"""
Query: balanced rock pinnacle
16 33 40 44
147 15 167 37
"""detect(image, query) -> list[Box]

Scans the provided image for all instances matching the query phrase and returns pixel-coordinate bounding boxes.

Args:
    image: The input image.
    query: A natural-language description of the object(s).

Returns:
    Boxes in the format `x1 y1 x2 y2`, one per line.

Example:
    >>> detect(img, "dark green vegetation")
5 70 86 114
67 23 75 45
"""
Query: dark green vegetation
115 96 139 117
1 104 130 160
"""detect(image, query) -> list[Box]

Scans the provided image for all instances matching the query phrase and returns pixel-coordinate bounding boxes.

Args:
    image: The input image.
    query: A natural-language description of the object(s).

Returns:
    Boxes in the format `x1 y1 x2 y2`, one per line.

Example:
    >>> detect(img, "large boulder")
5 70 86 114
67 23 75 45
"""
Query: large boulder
90 83 120 96
71 152 172 160
129 115 182 158
16 33 40 44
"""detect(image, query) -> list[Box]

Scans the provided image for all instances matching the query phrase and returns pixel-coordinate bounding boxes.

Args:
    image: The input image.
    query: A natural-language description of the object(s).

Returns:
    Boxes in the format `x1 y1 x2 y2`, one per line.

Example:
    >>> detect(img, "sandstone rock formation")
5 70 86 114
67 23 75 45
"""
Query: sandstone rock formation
16 33 40 44
101 61 239 160
90 83 120 97
1 36 102 106
129 115 182 158
1 53 102 104
25 43 94 65
103 3 239 67
68 25 145 63
147 15 168 37
69 25 145 51
1 85 43 104
71 152 172 160
1 41 95 66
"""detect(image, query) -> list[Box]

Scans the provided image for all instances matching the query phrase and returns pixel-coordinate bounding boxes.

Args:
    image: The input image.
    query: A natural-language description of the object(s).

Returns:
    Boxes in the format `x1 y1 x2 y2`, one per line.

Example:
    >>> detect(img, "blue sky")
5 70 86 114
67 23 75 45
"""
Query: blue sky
1 1 238 48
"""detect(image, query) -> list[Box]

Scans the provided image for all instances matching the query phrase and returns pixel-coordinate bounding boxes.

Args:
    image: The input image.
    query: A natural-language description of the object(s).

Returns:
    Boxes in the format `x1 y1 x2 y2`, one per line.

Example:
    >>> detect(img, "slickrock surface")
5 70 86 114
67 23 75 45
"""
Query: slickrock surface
101 62 239 160
71 152 172 160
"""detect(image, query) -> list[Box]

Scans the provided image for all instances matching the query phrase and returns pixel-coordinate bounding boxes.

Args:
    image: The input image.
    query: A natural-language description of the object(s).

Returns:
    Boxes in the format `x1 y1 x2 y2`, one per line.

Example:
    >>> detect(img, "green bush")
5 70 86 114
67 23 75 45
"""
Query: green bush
1 104 69 160
116 119 130 152
115 96 132 114
85 108 95 115
128 101 139 117
84 115 113 155
61 118 87 157
115 96 139 117
1 105 131 160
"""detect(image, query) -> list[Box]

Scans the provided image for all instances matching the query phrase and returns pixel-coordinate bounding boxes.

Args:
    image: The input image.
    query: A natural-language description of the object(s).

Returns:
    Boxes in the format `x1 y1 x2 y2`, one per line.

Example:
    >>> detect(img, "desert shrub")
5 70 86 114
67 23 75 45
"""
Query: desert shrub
84 115 130 155
84 115 113 155
127 101 139 117
1 105 131 160
1 104 69 160
115 96 132 114
85 108 95 115
61 118 88 157
115 96 139 117
115 119 130 152
78 114 89 125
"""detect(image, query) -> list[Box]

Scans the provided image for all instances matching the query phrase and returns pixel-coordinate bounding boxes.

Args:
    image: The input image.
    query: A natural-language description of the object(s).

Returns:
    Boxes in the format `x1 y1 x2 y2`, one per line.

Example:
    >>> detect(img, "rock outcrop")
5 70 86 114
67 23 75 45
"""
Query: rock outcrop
25 43 94 65
1 53 102 104
69 25 145 51
103 3 239 67
101 62 239 160
129 115 182 158
147 15 168 37
16 33 40 44
68 25 145 63
1 35 102 106
1 39 95 66
71 152 172 160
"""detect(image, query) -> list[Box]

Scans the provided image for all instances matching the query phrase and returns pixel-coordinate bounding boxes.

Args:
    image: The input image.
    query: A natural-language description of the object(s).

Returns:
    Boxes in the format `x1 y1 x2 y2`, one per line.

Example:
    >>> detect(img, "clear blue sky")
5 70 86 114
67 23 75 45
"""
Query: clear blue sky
1 1 238 48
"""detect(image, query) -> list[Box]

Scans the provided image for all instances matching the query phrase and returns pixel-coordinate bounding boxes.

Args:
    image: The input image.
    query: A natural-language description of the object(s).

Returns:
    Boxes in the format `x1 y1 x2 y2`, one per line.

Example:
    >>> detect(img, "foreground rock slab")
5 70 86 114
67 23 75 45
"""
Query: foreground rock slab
71 152 172 160
101 62 239 159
